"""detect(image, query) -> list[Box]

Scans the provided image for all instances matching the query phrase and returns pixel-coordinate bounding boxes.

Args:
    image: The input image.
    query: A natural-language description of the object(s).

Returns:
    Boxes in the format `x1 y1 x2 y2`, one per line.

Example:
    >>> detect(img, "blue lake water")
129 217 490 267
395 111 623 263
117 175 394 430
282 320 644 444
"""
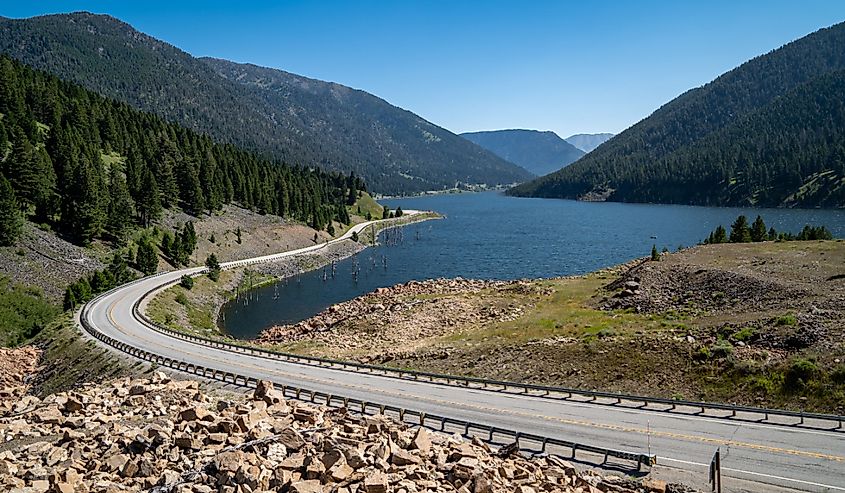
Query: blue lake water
220 192 845 338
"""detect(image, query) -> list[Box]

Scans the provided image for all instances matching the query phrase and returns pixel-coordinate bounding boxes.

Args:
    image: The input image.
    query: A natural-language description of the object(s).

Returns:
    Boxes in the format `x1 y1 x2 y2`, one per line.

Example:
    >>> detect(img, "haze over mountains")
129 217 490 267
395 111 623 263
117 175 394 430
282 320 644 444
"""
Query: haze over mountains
564 133 614 153
510 22 845 208
460 130 585 176
0 12 532 195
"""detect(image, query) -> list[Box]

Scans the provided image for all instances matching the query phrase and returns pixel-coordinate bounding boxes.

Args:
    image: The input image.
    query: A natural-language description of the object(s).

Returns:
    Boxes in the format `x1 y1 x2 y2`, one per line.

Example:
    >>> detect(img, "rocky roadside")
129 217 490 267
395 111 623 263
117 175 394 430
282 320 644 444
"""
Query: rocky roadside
0 375 681 493
256 278 552 359
0 346 41 399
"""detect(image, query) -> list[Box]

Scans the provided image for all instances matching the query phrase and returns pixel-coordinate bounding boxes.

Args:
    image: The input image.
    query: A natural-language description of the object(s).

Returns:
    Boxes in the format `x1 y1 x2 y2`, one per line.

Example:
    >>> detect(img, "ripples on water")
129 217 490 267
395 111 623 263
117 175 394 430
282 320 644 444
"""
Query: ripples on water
221 192 845 338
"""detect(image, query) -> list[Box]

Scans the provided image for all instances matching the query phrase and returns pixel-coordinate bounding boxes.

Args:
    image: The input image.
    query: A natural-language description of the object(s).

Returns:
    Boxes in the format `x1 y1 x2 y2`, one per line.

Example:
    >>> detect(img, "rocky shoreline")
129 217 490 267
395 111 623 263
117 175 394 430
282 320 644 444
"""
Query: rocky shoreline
0 375 675 493
256 278 553 360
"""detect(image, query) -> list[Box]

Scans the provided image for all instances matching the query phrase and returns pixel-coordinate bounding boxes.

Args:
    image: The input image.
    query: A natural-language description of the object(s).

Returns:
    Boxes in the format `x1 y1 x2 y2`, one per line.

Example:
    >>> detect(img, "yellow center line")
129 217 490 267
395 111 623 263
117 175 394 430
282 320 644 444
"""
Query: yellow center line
103 294 844 463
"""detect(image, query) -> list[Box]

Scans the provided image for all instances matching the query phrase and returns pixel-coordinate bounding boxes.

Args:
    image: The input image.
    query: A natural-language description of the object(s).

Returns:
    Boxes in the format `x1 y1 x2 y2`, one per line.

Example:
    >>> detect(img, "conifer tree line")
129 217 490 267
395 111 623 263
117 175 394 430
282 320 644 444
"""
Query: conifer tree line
0 55 365 247
63 252 136 310
704 215 834 244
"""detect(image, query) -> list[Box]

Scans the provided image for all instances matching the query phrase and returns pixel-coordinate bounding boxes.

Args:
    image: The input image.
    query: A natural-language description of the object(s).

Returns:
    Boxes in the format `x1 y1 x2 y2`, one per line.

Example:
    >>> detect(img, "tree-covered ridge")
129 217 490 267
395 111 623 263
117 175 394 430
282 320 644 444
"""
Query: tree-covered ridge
0 12 531 195
509 22 845 208
0 55 360 246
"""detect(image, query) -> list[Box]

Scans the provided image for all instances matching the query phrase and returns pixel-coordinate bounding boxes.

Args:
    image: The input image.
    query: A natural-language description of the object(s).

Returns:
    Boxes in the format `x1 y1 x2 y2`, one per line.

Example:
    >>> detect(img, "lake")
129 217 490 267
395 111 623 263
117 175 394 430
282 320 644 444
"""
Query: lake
220 192 845 338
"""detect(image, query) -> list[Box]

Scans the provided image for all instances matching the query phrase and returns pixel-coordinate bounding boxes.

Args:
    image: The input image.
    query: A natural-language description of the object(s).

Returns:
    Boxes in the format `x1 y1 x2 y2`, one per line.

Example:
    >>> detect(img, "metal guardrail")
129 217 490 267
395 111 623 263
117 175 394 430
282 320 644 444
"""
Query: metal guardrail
79 289 656 470
135 273 845 431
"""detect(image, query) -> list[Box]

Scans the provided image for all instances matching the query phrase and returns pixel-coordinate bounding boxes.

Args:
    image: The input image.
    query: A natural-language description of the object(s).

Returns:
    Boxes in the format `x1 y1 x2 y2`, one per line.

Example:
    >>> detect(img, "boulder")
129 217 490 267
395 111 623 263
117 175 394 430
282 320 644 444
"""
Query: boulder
290 480 323 493
364 472 389 493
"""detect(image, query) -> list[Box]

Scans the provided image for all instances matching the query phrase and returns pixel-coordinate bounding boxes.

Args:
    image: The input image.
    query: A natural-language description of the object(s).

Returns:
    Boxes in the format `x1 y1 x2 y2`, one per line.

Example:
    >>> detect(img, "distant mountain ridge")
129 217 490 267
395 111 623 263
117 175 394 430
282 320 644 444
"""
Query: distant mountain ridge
510 22 845 208
564 133 614 153
460 129 584 176
0 12 532 194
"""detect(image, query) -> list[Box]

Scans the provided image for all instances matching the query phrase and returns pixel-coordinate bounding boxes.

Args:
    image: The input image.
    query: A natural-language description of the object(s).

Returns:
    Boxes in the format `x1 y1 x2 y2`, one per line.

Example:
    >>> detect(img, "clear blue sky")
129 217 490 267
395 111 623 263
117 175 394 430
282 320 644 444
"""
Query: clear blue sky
4 1 844 137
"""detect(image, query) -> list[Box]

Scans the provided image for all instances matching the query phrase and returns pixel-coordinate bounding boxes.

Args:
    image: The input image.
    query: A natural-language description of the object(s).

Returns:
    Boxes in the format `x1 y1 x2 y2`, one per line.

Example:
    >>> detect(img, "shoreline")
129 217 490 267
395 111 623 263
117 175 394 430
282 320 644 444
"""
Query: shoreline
148 211 442 340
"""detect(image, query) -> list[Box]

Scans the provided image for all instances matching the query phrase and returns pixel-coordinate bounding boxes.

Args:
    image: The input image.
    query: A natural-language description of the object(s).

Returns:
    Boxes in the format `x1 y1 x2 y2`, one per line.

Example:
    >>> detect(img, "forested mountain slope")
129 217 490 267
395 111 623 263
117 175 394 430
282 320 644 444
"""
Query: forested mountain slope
460 129 583 176
0 12 531 194
0 54 355 247
510 22 845 208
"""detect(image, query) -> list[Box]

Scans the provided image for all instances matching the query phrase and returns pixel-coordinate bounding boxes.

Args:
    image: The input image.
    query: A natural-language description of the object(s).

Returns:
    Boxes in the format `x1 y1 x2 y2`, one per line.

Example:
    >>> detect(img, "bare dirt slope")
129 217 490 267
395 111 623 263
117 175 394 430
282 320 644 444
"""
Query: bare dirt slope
259 241 845 413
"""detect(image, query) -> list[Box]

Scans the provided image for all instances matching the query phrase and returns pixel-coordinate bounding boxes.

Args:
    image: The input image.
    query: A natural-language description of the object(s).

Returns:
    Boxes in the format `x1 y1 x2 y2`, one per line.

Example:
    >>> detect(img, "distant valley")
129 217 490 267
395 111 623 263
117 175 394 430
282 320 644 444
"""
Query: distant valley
461 129 586 176
564 133 614 153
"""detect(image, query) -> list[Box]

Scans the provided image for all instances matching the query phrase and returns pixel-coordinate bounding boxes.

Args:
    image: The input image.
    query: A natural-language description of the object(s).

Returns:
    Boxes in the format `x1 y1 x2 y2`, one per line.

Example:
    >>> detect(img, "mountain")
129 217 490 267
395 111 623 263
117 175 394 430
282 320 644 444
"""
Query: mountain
0 12 531 195
460 130 584 176
0 54 354 248
510 22 845 208
564 133 614 153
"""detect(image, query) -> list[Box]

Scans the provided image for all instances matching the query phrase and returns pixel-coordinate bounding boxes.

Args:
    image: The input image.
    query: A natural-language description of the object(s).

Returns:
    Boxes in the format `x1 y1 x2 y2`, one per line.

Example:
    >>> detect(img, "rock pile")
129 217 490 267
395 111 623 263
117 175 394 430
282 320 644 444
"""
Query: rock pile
601 261 805 315
0 375 669 493
0 345 41 402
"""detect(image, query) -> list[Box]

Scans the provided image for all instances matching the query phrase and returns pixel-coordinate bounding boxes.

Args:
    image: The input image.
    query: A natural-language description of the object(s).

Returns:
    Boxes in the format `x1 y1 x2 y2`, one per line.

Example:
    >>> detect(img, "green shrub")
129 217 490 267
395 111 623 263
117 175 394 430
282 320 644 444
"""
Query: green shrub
179 275 194 290
175 292 189 306
694 346 711 361
784 358 818 391
0 277 61 346
596 328 616 339
731 327 756 342
831 365 845 385
710 340 734 358
776 314 797 326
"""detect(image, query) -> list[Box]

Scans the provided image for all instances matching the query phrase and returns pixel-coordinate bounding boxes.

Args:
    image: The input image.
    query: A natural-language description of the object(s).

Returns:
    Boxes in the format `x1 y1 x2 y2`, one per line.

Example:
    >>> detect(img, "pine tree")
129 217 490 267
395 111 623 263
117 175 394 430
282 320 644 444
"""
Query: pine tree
0 175 22 246
136 167 162 227
136 238 158 275
750 215 768 242
729 215 752 243
5 126 37 210
32 146 58 222
651 244 660 261
106 170 134 244
205 253 221 281
155 137 179 208
67 158 104 245
63 287 78 311
713 225 728 243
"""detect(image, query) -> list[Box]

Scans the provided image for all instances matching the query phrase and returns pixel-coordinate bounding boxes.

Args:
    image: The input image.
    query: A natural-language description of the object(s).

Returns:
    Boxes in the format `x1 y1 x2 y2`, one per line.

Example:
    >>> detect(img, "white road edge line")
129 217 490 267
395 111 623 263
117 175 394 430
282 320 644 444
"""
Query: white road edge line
661 457 845 491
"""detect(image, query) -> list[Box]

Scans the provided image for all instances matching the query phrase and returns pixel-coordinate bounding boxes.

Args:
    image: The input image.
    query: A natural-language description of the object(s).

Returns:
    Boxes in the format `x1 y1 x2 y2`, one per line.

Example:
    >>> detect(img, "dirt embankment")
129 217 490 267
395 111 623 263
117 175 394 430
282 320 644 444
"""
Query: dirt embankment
257 242 845 413
0 376 677 493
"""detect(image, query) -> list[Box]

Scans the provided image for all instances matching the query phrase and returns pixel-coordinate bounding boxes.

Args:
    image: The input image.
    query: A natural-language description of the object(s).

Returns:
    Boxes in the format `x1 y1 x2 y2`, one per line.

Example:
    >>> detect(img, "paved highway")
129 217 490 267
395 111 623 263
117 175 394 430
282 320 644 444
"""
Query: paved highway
81 214 844 492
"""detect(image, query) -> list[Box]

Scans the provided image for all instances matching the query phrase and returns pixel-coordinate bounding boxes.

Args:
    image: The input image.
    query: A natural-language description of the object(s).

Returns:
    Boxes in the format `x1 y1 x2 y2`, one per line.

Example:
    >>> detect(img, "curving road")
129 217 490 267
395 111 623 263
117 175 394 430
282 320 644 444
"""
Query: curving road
80 213 844 492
